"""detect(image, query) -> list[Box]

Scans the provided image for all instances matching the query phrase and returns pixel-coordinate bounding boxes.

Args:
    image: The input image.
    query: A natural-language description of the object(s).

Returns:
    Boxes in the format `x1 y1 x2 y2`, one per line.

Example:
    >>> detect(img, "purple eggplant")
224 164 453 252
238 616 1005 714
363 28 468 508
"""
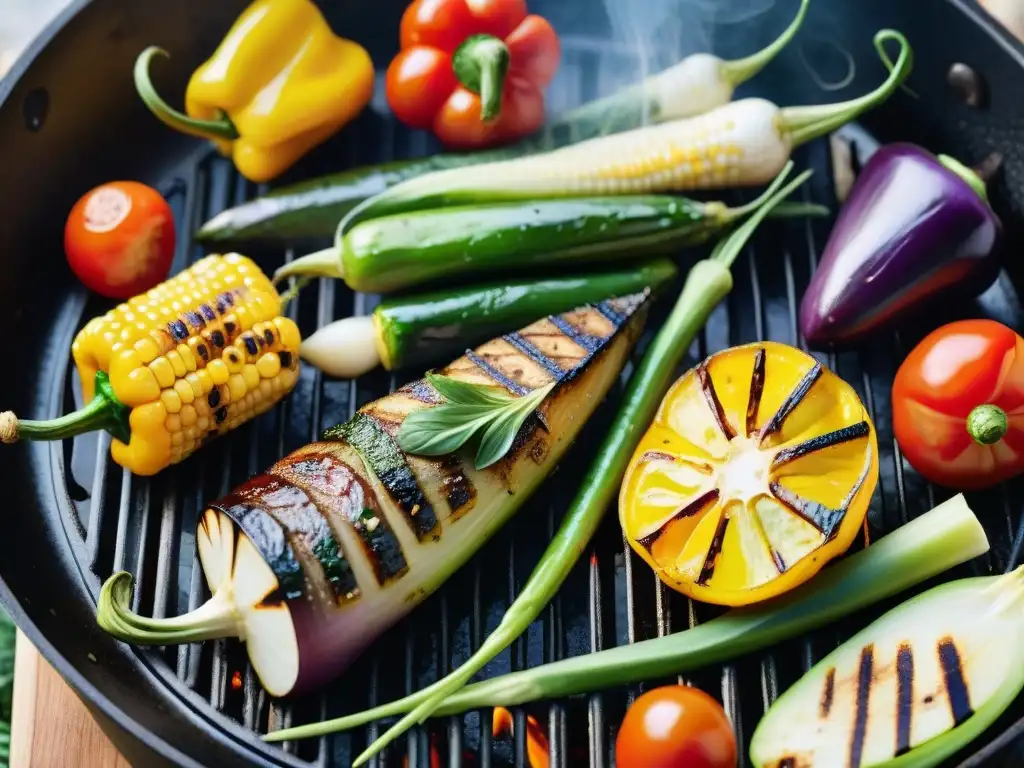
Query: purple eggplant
800 143 1003 347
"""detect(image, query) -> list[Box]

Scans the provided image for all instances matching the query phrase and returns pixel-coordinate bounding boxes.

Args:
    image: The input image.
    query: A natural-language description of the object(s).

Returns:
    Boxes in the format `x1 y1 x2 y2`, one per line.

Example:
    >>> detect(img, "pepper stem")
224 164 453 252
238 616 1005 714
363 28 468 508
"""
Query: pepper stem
134 47 239 142
719 0 810 86
97 571 241 644
967 404 1007 445
453 34 511 121
1 372 131 445
272 248 344 285
780 30 913 148
938 154 989 201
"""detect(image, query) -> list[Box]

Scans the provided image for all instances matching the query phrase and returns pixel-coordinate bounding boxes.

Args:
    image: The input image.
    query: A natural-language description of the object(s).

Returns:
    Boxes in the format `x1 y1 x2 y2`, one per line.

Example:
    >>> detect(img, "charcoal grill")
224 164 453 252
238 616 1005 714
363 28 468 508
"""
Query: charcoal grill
3 0 1024 766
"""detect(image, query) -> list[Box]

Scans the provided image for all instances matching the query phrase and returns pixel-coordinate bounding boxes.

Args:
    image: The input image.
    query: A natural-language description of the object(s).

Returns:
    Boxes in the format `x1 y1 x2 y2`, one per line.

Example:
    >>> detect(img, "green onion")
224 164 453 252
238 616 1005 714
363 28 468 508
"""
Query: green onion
751 534 1018 768
265 161 812 760
265 493 987 742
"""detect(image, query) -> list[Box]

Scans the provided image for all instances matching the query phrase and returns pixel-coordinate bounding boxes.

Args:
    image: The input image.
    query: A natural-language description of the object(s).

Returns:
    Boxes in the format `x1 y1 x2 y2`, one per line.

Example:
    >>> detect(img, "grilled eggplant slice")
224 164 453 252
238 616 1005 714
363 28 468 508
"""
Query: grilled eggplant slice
98 292 651 696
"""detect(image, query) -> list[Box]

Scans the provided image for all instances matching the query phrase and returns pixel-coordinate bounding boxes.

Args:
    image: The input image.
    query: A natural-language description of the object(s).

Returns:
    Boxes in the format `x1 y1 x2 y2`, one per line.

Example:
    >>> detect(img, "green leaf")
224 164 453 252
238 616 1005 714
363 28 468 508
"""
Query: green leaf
425 373 511 406
397 403 496 456
397 377 555 468
476 385 553 469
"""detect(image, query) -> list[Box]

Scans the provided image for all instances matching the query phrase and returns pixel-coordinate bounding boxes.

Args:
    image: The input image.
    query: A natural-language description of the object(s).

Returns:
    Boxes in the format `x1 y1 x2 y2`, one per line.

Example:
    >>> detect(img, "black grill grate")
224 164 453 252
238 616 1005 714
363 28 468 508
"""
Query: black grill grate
48 43 1024 768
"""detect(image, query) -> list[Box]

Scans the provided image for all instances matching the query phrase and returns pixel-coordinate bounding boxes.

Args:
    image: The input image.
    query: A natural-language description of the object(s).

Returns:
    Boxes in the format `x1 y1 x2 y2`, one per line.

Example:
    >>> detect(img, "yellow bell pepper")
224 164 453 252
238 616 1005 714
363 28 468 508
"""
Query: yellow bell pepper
133 0 375 183
619 341 878 607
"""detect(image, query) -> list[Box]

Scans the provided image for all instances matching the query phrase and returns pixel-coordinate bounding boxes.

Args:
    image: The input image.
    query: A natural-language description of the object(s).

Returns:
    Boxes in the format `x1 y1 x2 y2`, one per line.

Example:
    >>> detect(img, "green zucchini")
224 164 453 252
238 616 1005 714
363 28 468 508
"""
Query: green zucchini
274 192 824 294
298 260 678 378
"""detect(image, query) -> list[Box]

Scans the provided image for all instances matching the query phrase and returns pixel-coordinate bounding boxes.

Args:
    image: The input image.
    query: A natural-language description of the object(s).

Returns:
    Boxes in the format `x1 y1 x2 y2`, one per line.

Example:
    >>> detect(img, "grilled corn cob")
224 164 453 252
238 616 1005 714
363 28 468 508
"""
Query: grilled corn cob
326 30 910 232
1 254 301 476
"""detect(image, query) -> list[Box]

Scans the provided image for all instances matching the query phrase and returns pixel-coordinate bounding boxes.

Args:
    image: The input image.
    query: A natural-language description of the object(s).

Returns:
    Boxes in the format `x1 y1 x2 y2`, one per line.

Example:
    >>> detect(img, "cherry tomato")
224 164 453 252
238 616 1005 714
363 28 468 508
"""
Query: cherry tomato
615 686 737 768
64 181 175 300
892 318 1024 490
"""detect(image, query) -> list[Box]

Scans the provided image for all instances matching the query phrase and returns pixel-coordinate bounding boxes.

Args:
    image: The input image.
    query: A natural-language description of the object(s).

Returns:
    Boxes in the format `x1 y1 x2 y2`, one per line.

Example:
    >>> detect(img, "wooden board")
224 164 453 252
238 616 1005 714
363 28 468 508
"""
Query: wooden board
10 631 130 768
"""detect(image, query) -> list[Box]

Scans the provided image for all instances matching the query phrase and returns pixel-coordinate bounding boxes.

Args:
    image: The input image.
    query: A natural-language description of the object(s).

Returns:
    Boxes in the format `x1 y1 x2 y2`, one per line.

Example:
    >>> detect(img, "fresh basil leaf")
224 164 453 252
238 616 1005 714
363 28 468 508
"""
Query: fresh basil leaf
426 373 511 406
475 384 553 469
397 403 494 456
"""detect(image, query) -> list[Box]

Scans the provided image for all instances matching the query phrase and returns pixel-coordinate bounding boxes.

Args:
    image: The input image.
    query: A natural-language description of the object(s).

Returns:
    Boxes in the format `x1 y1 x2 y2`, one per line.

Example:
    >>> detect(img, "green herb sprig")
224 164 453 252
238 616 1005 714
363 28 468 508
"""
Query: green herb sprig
397 373 555 470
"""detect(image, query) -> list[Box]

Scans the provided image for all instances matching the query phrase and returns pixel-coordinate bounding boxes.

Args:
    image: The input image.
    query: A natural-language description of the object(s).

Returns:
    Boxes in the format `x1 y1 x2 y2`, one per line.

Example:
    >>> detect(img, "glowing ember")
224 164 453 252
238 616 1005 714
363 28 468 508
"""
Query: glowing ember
231 670 242 690
493 707 551 768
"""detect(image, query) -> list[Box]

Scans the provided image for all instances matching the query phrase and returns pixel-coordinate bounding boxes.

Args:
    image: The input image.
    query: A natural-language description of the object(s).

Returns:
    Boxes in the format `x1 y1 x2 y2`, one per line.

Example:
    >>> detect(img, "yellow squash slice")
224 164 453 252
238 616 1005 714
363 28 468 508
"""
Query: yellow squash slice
620 341 878 606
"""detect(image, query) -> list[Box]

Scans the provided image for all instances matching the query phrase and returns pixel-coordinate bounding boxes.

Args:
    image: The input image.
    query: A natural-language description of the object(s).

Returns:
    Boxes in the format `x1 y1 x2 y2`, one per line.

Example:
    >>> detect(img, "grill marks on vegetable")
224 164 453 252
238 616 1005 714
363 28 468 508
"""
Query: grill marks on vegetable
216 297 641 611
799 635 977 768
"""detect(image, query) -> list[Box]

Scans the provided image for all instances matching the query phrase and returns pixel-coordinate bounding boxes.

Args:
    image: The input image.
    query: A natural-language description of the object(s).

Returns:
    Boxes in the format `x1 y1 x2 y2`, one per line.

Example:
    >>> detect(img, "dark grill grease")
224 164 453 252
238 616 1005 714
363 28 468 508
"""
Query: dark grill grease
272 450 409 586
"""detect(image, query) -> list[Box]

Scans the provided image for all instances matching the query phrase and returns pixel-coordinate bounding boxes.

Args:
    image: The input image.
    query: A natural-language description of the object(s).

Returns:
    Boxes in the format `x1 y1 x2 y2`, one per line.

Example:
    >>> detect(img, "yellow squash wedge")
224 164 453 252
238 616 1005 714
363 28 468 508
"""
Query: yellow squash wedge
620 341 878 606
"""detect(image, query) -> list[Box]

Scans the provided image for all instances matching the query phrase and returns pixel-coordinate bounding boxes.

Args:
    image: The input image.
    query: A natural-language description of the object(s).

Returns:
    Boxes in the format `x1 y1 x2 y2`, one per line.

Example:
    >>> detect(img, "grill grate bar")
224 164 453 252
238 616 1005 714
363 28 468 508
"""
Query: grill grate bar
151 474 180 619
86 434 112 568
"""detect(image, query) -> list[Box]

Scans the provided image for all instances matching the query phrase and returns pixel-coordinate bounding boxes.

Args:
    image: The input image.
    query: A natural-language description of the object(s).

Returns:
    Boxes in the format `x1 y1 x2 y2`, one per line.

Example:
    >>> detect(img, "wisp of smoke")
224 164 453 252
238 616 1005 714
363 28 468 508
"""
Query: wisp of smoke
601 0 778 79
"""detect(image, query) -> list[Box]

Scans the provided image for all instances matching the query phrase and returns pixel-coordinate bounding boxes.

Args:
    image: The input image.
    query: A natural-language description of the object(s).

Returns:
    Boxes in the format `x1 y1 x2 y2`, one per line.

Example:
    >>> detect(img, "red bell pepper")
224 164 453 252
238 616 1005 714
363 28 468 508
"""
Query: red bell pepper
385 0 560 149
892 318 1024 490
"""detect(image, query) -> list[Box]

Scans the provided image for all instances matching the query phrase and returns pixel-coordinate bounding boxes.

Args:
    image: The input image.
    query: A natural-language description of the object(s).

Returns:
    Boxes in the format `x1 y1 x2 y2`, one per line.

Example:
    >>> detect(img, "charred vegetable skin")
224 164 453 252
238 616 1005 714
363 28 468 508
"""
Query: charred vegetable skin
0 254 300 476
134 0 374 183
750 565 1024 768
800 144 1003 347
97 293 651 697
620 342 878 606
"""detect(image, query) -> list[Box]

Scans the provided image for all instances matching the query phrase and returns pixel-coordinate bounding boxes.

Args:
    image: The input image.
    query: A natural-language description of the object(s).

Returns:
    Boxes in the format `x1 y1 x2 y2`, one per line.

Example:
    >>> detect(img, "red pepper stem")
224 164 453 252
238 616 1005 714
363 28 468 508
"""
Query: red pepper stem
967 404 1008 446
453 34 510 122
134 47 239 142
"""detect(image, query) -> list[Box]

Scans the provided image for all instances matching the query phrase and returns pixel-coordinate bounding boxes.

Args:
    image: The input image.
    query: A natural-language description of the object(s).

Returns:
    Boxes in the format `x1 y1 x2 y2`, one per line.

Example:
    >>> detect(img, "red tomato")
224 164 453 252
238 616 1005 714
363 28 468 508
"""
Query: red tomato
615 686 737 768
892 318 1024 490
64 181 175 299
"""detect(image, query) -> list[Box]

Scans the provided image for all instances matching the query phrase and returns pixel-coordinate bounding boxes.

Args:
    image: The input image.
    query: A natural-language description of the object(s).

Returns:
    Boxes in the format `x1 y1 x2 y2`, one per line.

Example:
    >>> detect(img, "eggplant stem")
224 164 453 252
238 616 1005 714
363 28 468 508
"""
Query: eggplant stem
939 154 989 202
780 30 913 148
719 0 810 86
134 47 238 142
97 571 241 644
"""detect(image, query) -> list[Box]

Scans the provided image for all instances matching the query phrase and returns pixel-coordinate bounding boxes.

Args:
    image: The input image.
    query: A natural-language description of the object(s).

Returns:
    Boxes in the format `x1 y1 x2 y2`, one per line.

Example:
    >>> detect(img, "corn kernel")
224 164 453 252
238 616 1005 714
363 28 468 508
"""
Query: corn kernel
207 359 230 386
160 389 182 414
259 380 272 398
256 353 280 379
149 358 175 388
177 344 197 372
185 373 204 399
171 432 184 446
195 398 210 417
223 347 245 373
228 374 247 402
188 337 211 368
166 413 182 432
134 337 160 364
181 405 197 427
167 350 186 377
174 378 195 404
121 365 161 405
197 416 210 432
242 364 260 390
184 427 197 442
131 401 167 432
196 369 213 394
274 317 301 350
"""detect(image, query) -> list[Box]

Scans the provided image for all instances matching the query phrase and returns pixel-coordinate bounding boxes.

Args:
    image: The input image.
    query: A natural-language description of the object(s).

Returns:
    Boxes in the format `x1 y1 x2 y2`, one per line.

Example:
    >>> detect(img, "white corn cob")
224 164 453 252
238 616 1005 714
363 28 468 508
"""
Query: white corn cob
391 98 793 201
633 53 736 123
